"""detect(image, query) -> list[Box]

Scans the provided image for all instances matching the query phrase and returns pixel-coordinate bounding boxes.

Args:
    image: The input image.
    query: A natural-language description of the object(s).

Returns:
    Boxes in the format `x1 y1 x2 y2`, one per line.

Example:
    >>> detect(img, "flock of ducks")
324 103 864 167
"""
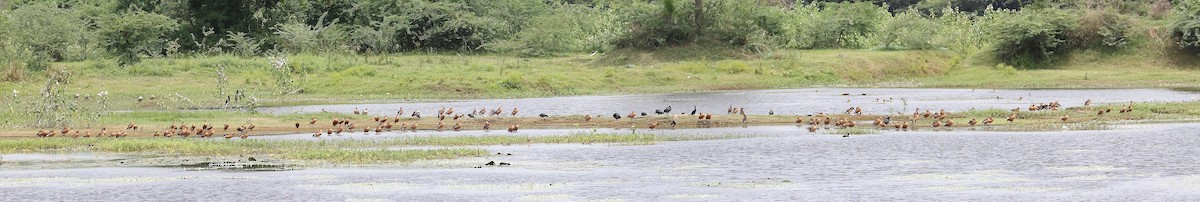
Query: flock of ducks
31 98 1138 138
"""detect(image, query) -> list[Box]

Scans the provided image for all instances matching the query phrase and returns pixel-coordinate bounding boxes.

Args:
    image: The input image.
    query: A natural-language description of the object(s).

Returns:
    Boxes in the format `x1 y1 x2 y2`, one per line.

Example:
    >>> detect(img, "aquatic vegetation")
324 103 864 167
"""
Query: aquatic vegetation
0 133 756 164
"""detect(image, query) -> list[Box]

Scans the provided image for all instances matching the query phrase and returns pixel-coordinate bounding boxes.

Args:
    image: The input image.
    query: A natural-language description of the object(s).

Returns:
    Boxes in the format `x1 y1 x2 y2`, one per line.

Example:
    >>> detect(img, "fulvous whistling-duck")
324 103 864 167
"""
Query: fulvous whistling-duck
585 115 593 122
1084 99 1092 106
1007 113 1017 122
241 133 248 139
410 123 419 130
796 117 804 124
1097 109 1106 116
1061 115 1069 122
511 107 519 116
354 108 361 115
807 125 818 132
705 114 713 120
932 120 941 128
968 119 977 126
944 120 954 127
983 117 994 125
453 122 462 131
436 121 445 130
224 133 234 139
310 118 317 125
628 111 637 119
508 125 519 132
374 116 380 122
483 121 491 130
649 122 659 129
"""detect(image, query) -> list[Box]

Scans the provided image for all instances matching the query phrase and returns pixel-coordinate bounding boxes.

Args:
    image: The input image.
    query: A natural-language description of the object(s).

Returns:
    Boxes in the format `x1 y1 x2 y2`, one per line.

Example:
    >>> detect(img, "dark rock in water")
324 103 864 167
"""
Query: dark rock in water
498 162 511 166
506 153 512 156
485 161 496 166
539 113 549 118
640 112 647 116
473 166 482 168
248 157 257 162
496 152 502 155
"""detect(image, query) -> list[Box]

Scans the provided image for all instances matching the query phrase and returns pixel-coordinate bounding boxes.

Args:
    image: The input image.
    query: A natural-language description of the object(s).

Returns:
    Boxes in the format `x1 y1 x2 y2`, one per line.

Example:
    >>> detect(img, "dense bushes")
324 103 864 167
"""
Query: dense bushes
1171 0 1200 55
1071 10 1131 50
97 10 179 66
0 0 1191 68
983 8 1076 68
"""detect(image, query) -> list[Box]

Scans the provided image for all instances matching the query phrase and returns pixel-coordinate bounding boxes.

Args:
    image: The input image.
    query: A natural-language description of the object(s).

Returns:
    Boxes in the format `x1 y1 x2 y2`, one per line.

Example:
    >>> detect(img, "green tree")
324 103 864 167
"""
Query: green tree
2 3 96 62
983 8 1076 68
97 10 179 66
1172 0 1200 55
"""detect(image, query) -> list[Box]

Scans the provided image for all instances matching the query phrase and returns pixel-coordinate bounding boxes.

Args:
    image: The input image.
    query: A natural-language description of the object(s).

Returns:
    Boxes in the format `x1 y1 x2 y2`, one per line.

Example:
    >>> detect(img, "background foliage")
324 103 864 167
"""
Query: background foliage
0 0 1190 68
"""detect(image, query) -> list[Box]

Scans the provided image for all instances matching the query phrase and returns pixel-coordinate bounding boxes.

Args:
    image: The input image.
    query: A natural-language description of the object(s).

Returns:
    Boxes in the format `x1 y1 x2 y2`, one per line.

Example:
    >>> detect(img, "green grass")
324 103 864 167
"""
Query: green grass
2 49 1196 113
0 132 756 164
0 50 961 111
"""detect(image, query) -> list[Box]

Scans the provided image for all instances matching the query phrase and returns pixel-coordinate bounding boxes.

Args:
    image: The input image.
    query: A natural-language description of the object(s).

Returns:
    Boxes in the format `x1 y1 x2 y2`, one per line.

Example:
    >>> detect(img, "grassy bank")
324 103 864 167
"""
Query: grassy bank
0 133 753 164
4 49 1196 111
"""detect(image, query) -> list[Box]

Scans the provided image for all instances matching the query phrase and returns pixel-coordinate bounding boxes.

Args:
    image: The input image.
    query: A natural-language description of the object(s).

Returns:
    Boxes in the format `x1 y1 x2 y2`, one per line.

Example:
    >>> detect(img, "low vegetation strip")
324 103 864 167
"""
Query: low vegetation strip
0 133 756 164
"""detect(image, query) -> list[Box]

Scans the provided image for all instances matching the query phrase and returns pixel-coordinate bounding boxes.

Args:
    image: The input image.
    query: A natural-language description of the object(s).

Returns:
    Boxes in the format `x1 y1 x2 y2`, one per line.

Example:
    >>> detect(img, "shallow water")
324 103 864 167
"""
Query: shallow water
260 88 1200 117
4 123 1200 201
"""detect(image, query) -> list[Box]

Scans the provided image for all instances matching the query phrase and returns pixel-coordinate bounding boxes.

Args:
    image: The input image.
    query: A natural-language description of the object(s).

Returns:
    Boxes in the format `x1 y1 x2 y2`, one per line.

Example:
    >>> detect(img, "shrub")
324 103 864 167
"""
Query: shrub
1070 10 1131 50
97 10 179 66
273 13 349 54
2 3 95 62
876 11 941 50
984 8 1077 68
1150 0 1171 20
1170 0 1200 56
791 2 889 49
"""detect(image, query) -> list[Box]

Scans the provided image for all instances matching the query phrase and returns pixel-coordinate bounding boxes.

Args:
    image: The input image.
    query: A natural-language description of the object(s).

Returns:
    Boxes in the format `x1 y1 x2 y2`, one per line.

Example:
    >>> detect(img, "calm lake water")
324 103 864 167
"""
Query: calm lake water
3 123 1200 201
